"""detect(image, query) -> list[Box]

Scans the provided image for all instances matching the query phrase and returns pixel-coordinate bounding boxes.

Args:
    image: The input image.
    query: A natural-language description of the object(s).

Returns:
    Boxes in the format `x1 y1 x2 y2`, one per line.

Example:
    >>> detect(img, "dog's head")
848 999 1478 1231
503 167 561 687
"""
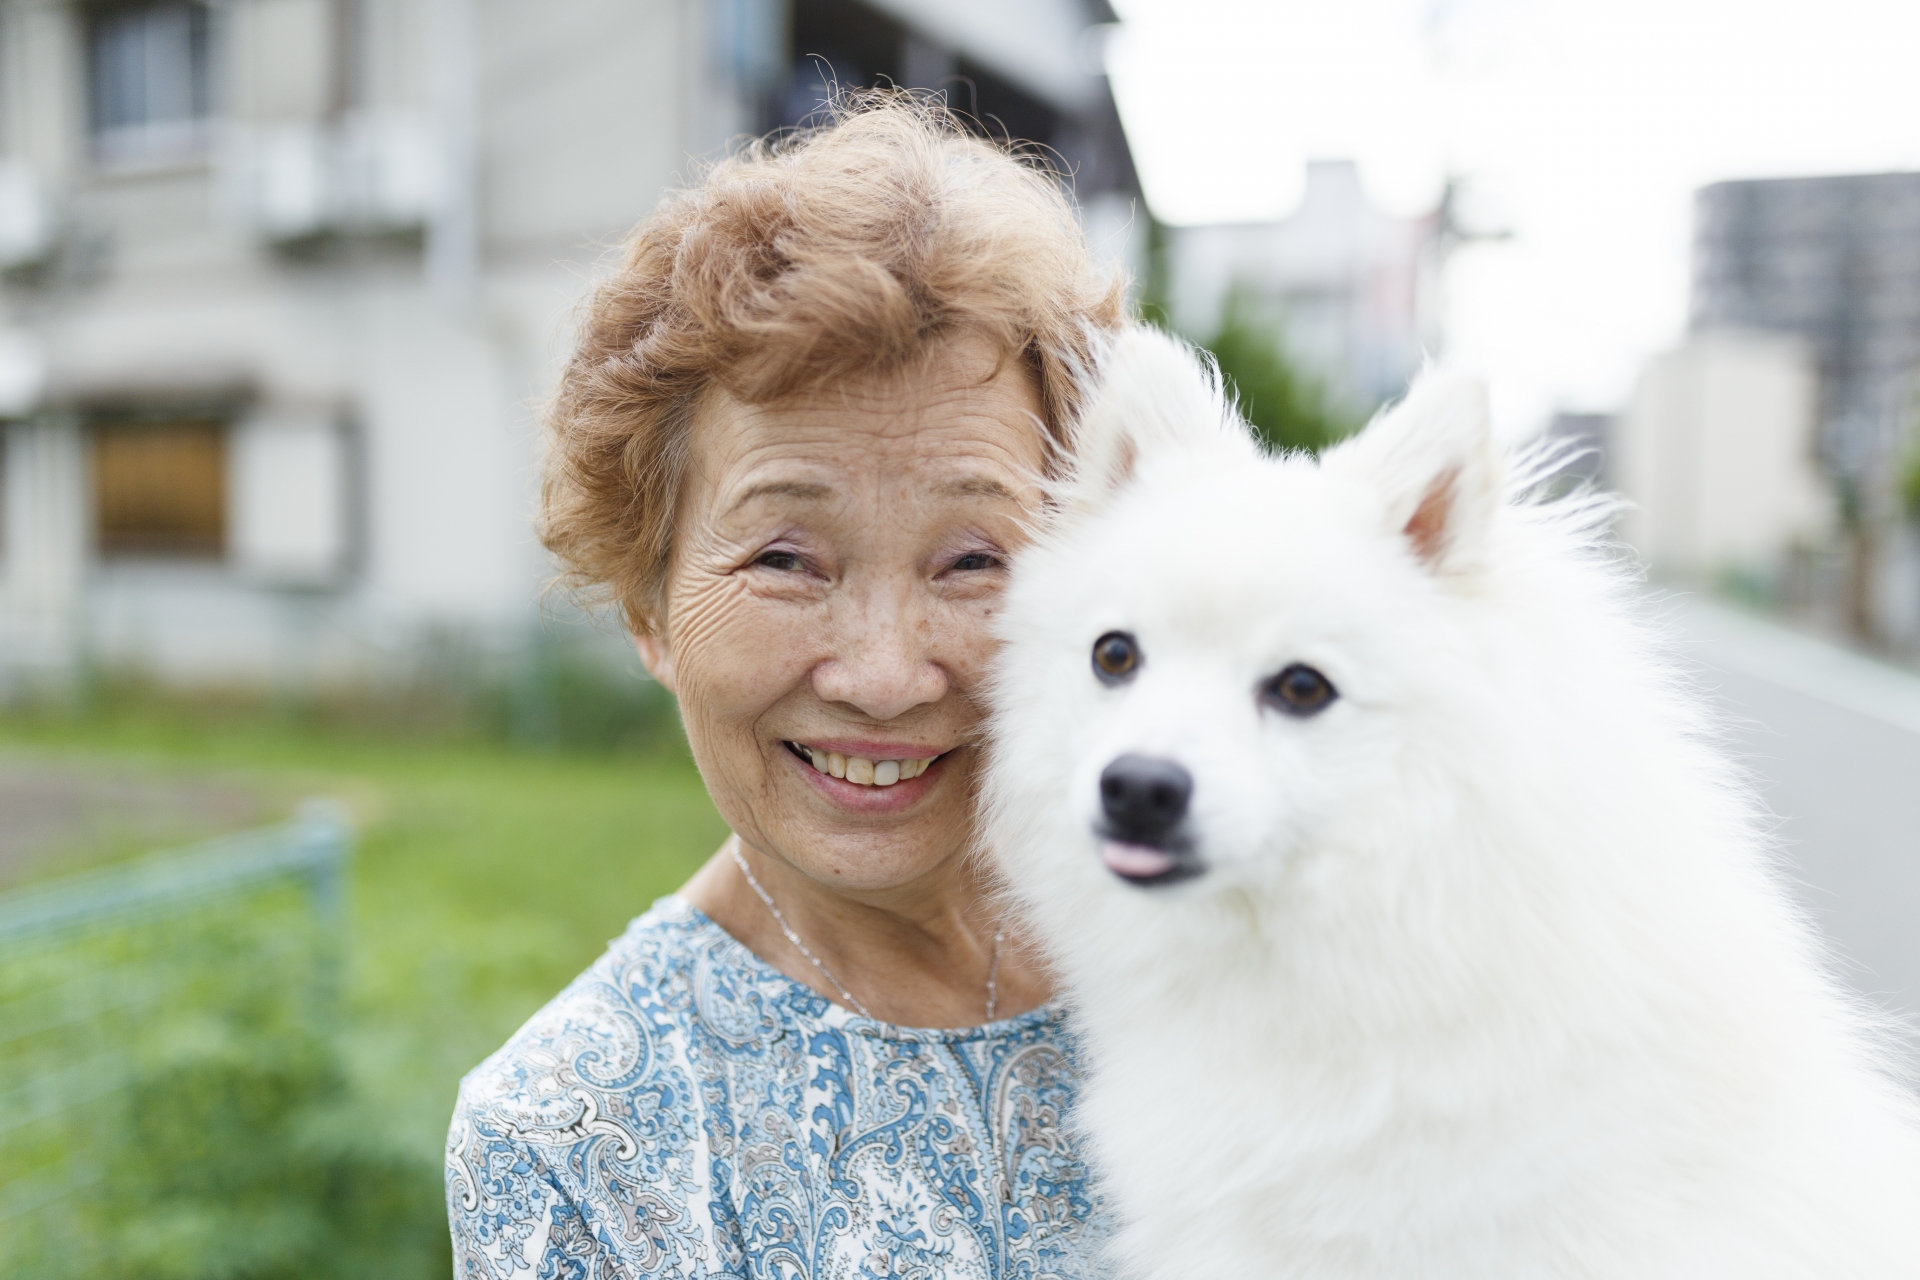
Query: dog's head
986 326 1508 903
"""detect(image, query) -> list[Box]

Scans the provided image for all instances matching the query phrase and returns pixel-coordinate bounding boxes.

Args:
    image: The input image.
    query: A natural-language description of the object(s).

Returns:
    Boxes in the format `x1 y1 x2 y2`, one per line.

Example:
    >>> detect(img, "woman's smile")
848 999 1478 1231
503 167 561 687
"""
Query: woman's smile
780 737 957 811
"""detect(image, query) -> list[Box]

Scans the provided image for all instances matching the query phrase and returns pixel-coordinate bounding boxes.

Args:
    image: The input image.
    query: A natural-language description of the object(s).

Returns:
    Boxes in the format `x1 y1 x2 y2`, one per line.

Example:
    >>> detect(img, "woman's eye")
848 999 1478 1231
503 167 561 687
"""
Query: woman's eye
1261 663 1337 716
1091 631 1140 683
755 550 804 572
949 552 1001 572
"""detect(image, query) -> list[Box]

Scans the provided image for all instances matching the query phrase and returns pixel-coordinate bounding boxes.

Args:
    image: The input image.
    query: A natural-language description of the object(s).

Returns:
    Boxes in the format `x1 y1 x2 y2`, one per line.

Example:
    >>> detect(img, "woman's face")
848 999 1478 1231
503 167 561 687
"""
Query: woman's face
641 335 1047 895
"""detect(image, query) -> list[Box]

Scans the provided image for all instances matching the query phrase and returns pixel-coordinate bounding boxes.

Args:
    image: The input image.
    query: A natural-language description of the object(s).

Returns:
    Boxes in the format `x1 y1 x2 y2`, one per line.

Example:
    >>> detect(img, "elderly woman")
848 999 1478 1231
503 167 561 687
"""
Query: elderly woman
444 100 1125 1279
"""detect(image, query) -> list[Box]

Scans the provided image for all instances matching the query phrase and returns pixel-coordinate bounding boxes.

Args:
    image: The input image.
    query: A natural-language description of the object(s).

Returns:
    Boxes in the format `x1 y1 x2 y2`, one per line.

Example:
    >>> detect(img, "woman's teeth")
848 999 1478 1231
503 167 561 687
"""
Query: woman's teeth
793 744 937 787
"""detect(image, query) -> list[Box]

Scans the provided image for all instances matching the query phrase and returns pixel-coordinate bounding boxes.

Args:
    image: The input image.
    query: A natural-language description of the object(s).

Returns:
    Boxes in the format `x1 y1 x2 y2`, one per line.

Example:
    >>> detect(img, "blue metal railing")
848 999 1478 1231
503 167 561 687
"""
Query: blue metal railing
0 801 348 946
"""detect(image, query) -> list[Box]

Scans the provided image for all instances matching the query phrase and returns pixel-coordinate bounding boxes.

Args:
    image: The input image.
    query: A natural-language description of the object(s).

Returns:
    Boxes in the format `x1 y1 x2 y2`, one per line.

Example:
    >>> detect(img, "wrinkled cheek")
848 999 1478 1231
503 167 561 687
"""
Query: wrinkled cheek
666 576 817 768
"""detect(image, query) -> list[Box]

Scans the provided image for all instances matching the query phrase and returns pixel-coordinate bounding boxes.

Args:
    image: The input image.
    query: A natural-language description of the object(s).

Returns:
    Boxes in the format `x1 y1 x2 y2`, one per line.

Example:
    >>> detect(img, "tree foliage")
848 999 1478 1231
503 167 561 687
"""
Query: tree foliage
1201 291 1358 456
1903 458 1920 522
1136 217 1356 456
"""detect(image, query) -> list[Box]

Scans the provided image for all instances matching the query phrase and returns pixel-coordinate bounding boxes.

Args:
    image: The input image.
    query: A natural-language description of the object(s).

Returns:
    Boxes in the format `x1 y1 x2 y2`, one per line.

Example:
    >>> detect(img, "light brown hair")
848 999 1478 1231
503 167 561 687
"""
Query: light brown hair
539 94 1129 635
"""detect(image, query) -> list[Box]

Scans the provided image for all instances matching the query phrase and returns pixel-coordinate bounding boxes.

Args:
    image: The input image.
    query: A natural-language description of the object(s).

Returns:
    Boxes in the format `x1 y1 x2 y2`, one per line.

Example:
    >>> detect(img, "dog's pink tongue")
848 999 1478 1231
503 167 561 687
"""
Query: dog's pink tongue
1100 841 1176 878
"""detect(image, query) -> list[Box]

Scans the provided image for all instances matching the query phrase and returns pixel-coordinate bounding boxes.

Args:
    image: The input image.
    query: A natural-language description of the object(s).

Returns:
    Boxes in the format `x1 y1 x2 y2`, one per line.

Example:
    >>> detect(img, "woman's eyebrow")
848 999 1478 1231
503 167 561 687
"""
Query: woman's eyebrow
727 480 833 514
934 476 1017 500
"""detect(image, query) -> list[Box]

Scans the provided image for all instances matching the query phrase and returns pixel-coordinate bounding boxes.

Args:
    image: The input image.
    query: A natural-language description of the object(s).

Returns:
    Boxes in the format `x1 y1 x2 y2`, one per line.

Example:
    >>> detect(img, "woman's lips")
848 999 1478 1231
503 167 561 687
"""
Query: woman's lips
782 739 953 809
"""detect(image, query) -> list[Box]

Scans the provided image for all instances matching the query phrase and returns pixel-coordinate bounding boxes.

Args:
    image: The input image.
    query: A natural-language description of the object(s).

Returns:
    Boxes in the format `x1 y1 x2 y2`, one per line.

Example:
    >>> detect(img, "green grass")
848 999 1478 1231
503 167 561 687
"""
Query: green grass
339 744 726 1153
0 705 726 1275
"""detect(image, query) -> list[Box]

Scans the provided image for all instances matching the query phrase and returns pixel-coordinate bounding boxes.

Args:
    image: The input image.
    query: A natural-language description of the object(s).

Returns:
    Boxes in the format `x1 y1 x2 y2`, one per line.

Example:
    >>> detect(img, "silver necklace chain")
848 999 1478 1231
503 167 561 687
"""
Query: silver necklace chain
730 836 1007 1022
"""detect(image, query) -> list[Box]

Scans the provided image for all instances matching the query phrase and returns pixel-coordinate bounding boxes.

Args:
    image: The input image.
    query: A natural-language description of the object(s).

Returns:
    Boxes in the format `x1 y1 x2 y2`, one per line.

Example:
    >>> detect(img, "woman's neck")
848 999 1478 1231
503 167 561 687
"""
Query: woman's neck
681 837 1055 1028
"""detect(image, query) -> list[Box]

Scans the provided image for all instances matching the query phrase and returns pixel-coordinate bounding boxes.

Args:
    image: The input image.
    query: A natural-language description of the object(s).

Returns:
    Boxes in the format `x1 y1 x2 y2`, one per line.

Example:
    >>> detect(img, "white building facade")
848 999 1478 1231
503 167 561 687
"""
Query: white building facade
1614 331 1832 585
1165 159 1436 417
0 0 1132 691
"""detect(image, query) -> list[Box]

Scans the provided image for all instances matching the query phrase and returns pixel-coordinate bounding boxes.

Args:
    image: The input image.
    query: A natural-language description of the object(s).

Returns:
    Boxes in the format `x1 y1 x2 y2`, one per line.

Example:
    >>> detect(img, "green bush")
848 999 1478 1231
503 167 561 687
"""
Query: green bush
9 629 681 758
484 632 680 753
2 886 449 1280
1200 290 1358 457
1135 218 1358 457
1902 446 1920 523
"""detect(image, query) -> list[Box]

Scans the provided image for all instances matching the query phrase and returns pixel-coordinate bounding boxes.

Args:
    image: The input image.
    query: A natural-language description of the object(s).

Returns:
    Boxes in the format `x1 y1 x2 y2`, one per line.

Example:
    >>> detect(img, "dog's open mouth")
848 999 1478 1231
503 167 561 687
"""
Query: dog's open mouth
1098 838 1204 888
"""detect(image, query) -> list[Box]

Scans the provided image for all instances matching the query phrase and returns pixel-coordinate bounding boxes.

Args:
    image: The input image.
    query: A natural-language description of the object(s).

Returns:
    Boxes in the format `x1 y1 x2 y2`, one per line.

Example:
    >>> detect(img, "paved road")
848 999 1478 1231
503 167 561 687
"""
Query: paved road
1673 598 1920 1030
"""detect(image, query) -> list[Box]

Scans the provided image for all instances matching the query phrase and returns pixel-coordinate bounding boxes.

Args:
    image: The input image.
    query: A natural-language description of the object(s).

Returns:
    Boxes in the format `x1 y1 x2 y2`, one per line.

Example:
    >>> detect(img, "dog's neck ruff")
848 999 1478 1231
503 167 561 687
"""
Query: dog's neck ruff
729 834 1007 1022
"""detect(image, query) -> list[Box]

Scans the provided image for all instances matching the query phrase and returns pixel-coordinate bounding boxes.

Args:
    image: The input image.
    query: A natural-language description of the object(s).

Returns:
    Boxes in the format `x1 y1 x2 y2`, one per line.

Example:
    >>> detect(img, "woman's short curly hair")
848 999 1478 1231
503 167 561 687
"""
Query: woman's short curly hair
539 94 1129 636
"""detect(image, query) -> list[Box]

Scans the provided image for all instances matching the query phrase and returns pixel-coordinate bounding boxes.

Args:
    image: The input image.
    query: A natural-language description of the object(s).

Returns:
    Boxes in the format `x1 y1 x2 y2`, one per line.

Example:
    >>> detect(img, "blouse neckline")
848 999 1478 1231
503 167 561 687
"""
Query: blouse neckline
658 894 1062 1045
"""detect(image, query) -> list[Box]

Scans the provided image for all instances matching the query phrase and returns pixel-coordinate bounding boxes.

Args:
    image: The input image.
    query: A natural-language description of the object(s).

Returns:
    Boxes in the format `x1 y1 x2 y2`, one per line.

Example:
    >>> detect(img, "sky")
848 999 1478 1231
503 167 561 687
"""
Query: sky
1102 0 1920 436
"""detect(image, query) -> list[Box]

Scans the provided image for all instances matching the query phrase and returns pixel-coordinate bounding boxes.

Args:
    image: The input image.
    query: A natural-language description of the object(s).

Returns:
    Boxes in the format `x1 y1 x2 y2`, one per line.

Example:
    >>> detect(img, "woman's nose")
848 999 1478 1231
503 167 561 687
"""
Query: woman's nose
810 587 949 721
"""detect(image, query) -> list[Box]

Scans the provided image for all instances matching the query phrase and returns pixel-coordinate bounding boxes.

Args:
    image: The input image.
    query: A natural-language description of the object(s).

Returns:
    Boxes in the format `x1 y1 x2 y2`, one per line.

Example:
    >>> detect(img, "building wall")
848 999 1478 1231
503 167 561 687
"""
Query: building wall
482 0 694 255
1693 172 1920 512
1166 160 1433 417
0 0 719 689
1691 172 1920 641
1615 330 1831 581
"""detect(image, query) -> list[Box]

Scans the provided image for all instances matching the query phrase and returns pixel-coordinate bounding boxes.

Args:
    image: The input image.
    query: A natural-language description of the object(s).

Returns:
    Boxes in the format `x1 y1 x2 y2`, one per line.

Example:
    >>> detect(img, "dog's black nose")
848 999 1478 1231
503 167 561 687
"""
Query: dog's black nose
1100 754 1192 844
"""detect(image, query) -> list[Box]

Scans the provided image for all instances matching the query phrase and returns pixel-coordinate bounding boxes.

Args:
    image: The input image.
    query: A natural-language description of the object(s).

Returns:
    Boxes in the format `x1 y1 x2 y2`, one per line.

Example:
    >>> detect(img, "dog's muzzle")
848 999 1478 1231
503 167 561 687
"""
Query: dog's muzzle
1097 754 1202 887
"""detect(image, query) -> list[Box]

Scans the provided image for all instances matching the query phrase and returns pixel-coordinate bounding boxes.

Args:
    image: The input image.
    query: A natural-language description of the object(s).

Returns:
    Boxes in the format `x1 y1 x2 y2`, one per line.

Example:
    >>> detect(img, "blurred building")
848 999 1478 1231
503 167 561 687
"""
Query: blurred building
1694 174 1920 490
776 0 1141 281
0 0 1134 691
1164 159 1437 417
1687 172 1920 640
1614 332 1830 583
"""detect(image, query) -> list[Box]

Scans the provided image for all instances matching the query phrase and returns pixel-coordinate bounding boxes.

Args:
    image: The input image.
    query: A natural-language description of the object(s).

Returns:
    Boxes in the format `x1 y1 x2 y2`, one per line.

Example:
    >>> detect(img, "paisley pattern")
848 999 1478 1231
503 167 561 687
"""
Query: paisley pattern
446 897 1108 1280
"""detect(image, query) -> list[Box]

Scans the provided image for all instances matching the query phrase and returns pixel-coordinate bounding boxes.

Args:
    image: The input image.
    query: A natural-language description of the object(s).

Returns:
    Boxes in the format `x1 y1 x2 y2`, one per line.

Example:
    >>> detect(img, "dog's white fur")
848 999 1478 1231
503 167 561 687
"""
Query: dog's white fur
982 327 1920 1278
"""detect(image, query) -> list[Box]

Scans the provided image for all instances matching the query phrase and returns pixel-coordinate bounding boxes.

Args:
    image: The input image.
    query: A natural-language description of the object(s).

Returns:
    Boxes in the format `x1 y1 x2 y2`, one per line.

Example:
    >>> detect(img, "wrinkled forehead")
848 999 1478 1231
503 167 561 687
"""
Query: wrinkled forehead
686 337 1050 519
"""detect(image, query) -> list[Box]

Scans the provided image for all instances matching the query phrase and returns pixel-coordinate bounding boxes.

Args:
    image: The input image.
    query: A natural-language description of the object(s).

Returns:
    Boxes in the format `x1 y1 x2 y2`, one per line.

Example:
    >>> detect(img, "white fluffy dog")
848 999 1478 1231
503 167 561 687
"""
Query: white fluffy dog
981 327 1920 1278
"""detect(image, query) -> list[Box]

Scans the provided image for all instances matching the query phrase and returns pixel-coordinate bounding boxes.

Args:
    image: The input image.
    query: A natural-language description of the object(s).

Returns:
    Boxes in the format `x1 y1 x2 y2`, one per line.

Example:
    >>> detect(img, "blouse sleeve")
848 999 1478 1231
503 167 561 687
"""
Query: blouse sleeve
444 908 751 1279
445 1086 600 1279
443 959 730 1279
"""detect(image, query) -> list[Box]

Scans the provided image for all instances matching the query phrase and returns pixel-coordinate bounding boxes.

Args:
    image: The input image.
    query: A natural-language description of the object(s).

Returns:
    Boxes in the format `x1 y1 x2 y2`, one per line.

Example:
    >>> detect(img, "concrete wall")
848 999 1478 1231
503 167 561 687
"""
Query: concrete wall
1615 330 1832 581
0 0 737 689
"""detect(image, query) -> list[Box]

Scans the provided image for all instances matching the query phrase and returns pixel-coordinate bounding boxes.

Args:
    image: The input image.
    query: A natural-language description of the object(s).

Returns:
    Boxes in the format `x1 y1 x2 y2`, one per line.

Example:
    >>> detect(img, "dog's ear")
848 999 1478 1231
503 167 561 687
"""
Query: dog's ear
1323 374 1501 575
1061 326 1259 516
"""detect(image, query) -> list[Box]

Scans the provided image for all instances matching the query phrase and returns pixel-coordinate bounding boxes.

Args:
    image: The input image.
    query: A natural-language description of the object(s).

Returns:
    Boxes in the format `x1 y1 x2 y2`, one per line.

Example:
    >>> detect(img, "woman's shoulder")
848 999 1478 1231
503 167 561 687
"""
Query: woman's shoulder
445 896 762 1277
449 896 739 1126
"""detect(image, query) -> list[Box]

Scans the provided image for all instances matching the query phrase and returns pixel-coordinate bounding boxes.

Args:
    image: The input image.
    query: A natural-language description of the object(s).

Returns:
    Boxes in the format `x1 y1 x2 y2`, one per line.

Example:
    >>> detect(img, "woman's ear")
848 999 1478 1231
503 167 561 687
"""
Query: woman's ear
632 630 677 694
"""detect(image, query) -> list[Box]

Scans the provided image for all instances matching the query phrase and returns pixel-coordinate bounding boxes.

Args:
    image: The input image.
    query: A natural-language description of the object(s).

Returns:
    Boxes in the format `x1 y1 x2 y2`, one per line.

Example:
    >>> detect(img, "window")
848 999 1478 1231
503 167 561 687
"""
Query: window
88 2 213 166
92 418 226 559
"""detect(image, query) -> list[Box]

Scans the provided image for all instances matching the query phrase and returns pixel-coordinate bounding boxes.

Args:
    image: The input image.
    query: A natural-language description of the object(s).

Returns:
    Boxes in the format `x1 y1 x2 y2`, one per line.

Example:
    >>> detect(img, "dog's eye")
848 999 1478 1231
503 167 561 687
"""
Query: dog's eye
1262 663 1337 716
1092 631 1140 683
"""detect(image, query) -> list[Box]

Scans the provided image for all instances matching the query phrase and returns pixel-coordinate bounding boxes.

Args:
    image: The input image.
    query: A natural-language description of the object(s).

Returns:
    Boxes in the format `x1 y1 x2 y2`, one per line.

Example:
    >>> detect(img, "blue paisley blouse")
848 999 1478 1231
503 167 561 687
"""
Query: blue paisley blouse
444 897 1110 1280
